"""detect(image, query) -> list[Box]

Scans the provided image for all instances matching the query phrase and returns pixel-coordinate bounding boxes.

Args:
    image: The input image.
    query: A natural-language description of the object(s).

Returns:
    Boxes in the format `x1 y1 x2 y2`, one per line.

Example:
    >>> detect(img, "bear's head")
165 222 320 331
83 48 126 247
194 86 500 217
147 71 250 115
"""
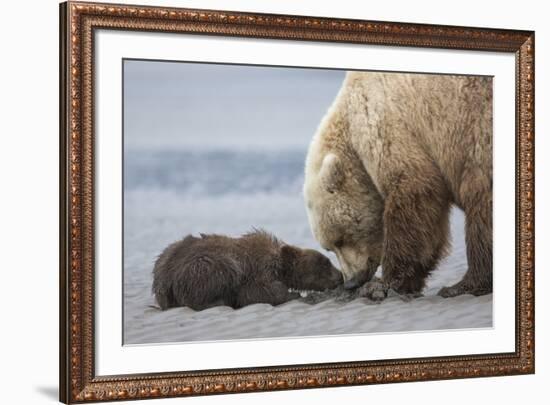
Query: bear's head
280 245 343 291
304 153 384 289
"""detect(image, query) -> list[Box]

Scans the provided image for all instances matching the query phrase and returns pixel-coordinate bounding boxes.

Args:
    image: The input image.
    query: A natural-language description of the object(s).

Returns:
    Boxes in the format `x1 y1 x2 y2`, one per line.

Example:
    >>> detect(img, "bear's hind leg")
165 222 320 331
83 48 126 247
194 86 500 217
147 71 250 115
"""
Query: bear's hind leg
375 172 451 300
438 168 492 297
172 255 241 310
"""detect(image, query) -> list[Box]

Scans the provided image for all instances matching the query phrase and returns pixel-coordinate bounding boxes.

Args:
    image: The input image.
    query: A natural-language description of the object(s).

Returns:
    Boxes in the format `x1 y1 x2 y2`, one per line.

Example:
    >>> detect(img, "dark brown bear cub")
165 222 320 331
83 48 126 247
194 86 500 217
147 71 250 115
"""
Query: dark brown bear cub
152 230 342 310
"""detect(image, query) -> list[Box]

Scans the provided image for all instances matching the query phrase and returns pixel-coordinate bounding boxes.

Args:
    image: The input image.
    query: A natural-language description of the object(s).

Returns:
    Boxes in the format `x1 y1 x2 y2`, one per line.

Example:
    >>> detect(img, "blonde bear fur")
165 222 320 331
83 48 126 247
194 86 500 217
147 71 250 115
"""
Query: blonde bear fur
304 71 492 299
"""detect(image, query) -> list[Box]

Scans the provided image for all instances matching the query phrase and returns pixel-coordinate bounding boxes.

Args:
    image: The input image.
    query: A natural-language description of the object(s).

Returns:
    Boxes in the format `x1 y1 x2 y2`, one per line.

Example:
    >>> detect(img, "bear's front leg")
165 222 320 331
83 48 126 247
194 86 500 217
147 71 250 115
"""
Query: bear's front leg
235 281 300 308
380 172 451 298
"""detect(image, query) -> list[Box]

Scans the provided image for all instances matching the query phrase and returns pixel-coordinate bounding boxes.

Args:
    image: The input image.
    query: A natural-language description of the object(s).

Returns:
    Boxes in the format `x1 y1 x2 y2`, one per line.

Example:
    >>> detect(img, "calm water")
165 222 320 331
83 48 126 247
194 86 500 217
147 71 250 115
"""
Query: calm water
125 149 307 195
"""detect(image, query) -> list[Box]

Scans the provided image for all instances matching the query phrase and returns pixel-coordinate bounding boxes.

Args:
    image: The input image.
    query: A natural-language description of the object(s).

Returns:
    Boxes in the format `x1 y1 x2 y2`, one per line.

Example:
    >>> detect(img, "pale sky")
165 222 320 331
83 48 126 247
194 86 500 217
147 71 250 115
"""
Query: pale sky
123 60 345 151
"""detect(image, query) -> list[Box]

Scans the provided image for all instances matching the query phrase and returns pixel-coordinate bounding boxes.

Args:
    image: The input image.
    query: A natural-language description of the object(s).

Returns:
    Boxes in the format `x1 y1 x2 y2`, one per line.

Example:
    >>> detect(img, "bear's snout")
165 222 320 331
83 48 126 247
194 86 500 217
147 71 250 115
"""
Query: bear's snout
342 258 379 290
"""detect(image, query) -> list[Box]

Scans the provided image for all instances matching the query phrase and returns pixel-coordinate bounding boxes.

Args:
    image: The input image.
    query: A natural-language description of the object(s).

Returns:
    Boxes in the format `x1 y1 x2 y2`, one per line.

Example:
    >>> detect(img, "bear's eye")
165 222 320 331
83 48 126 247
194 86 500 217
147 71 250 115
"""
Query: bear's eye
334 238 344 249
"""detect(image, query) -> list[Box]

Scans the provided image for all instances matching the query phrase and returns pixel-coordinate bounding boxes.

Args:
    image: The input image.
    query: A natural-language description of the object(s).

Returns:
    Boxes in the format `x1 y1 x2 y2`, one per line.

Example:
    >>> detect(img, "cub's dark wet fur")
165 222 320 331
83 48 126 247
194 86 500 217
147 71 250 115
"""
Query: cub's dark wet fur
152 230 342 310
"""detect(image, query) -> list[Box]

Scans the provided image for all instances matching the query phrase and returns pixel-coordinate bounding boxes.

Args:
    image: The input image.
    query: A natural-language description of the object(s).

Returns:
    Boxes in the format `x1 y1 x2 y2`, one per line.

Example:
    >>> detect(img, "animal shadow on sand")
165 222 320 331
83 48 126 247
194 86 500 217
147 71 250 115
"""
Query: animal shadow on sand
298 282 415 306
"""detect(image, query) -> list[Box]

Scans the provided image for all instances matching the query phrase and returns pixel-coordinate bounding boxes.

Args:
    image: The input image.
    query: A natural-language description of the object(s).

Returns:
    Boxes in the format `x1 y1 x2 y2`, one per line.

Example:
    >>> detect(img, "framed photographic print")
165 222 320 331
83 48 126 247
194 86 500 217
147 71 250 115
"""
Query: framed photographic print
59 1 535 403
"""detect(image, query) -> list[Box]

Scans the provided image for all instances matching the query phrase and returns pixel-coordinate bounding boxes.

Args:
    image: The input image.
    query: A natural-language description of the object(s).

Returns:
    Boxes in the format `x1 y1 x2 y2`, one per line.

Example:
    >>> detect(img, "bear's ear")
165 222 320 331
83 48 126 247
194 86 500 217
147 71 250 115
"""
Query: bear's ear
319 153 344 193
280 245 300 266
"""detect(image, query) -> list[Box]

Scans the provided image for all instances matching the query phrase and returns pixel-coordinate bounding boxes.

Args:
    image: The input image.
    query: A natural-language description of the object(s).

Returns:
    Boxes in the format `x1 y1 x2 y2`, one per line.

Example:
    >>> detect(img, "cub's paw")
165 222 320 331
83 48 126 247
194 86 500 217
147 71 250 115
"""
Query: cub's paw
287 291 302 301
358 279 389 302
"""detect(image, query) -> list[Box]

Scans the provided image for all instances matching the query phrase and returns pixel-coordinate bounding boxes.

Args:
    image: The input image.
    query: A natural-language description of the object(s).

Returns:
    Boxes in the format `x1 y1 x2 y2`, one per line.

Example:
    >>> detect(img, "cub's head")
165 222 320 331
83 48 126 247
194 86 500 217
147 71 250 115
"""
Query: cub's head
304 153 384 288
280 245 343 291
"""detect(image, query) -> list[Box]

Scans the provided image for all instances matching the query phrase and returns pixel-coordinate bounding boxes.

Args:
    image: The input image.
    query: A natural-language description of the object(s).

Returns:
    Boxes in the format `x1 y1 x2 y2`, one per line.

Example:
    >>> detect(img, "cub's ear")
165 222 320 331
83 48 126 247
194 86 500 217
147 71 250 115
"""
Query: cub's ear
319 154 344 193
280 245 300 265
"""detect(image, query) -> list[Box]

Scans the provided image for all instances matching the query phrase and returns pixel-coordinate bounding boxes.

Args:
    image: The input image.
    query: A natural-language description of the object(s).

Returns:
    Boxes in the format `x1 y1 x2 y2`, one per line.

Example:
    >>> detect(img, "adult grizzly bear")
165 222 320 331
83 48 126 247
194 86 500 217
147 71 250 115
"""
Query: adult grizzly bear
152 230 342 310
304 71 492 300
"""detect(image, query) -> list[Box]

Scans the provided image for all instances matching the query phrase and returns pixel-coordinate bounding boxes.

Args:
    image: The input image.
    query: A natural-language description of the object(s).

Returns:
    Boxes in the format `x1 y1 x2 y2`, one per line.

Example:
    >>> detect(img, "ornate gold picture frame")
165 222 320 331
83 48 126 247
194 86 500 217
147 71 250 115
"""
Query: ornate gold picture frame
60 1 535 403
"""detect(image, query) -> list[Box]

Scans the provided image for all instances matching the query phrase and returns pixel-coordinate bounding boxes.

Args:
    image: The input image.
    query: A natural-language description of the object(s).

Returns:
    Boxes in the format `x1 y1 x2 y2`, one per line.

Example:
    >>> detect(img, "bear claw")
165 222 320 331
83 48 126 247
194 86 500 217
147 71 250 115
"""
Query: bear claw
358 279 388 301
438 283 491 298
